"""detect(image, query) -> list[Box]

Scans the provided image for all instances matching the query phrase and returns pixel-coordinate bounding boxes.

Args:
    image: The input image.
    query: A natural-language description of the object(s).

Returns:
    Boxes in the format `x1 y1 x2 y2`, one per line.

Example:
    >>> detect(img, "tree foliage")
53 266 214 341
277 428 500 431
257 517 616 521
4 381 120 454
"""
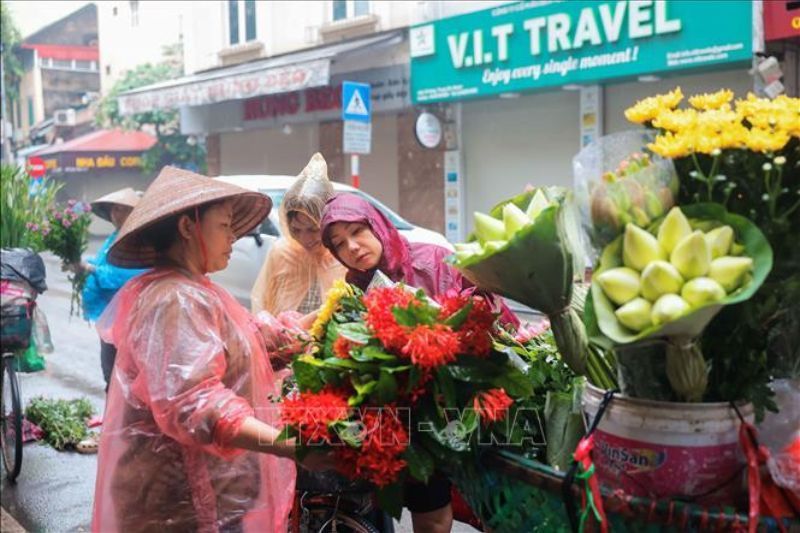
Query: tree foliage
1 3 24 102
95 59 206 174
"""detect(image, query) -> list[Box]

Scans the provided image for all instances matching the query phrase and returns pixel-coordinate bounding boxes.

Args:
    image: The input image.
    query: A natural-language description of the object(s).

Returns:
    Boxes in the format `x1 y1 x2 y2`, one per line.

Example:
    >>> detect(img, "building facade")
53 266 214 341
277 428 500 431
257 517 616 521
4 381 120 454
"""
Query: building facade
12 4 100 148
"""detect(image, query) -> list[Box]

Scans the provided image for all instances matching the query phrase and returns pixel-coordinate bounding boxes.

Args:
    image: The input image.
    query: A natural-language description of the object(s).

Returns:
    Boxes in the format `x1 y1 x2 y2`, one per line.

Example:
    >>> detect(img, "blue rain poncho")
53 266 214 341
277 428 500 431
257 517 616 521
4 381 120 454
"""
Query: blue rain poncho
82 232 146 321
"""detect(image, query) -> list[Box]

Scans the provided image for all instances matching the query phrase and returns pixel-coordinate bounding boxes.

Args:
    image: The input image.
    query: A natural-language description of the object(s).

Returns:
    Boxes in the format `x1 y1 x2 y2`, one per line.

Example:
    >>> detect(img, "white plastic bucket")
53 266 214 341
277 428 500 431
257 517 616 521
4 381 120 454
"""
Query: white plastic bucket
582 384 753 505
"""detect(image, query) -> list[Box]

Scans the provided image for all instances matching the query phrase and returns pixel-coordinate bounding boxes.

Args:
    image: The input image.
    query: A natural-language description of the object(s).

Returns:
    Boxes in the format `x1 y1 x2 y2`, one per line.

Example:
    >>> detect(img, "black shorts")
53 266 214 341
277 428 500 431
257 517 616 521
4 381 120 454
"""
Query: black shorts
404 471 452 513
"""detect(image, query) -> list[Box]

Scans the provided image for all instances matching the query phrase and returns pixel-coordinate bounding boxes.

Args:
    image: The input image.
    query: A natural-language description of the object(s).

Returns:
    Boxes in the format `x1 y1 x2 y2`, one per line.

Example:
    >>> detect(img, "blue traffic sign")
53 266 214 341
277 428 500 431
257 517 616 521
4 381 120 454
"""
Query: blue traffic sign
342 81 371 123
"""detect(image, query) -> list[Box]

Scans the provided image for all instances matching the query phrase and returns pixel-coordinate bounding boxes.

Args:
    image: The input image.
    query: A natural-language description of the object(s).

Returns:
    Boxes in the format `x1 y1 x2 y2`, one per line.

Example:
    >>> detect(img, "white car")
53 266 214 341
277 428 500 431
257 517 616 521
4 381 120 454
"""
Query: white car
211 175 451 307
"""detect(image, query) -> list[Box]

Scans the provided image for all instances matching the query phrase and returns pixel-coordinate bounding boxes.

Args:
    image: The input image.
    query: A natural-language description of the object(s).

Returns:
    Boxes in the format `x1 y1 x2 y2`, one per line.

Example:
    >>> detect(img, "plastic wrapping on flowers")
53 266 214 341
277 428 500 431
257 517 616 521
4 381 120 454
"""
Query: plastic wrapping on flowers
282 279 582 518
447 187 617 390
572 129 680 261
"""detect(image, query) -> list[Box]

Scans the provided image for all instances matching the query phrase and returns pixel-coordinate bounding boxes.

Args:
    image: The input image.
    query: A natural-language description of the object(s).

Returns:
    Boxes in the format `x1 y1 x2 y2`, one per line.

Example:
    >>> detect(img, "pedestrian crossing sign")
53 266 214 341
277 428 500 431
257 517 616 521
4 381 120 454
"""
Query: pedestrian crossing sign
342 81 371 123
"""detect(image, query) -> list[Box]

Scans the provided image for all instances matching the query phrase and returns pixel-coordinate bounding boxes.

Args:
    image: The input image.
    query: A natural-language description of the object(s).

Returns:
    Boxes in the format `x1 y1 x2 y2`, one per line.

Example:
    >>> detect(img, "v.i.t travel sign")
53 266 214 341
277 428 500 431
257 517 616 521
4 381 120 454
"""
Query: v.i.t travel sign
410 0 753 103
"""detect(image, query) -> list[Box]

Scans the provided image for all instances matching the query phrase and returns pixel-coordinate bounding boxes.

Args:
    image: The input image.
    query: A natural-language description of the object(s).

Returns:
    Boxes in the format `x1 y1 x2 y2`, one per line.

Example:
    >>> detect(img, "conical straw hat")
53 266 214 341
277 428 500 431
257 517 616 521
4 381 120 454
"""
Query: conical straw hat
109 166 271 267
90 187 141 222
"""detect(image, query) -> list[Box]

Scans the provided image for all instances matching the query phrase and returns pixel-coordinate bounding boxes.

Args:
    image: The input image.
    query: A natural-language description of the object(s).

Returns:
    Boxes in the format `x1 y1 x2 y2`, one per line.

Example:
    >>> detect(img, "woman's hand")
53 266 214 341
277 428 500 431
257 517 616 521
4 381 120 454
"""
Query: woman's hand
298 310 318 330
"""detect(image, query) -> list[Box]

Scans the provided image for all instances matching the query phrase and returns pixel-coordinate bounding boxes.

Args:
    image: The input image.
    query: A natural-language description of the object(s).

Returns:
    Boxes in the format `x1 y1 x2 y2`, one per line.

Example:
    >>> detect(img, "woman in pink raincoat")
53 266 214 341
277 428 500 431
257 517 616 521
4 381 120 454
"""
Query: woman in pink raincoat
92 166 328 533
320 193 518 533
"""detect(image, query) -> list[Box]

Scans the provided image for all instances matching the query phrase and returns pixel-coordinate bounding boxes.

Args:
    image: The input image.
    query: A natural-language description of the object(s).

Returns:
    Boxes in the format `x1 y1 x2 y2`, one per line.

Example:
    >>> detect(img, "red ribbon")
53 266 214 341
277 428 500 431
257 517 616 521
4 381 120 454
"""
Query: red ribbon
574 435 609 533
739 421 789 533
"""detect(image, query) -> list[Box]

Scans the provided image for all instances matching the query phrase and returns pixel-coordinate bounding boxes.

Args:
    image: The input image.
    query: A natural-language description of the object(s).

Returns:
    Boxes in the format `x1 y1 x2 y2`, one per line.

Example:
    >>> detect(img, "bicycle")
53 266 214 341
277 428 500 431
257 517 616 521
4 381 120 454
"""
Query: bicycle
289 469 394 533
1 305 30 483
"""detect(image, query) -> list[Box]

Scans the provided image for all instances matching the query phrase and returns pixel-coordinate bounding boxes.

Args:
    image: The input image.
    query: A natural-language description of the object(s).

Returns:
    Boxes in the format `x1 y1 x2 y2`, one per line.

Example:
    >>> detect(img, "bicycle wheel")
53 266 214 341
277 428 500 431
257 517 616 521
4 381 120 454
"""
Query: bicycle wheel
1 355 23 482
303 504 382 533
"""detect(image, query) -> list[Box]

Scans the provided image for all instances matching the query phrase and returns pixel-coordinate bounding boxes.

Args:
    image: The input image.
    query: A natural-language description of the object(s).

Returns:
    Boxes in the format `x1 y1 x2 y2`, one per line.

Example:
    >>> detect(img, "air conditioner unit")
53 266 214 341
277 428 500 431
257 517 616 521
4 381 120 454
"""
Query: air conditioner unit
54 108 77 126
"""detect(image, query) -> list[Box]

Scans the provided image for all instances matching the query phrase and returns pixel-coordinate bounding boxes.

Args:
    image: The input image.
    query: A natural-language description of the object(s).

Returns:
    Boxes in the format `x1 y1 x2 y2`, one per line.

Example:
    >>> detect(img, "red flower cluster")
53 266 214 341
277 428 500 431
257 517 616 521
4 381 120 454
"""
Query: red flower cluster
402 324 460 370
364 287 416 352
335 407 409 486
473 388 514 427
438 290 497 357
281 388 350 443
333 337 353 359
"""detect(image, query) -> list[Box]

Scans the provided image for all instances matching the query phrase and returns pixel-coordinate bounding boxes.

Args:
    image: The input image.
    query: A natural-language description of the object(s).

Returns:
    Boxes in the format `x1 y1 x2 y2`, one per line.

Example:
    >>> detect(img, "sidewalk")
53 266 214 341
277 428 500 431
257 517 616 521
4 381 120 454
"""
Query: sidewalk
1 508 26 533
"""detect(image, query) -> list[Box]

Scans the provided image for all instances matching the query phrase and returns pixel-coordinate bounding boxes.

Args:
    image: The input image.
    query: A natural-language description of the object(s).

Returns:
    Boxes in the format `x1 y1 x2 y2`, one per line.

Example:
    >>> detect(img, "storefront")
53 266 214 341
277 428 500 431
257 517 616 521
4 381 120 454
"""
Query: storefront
410 0 759 241
118 31 435 223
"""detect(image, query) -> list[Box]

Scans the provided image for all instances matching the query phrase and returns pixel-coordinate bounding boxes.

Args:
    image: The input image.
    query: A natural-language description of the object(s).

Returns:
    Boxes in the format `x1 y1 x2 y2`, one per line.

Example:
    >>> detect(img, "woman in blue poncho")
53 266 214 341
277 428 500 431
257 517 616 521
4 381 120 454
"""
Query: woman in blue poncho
80 188 146 391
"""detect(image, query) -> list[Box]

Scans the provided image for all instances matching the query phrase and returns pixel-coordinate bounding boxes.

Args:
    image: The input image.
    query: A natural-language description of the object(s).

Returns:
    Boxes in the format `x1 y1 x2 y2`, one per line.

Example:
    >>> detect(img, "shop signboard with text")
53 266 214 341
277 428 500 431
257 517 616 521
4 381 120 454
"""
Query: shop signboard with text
410 0 753 103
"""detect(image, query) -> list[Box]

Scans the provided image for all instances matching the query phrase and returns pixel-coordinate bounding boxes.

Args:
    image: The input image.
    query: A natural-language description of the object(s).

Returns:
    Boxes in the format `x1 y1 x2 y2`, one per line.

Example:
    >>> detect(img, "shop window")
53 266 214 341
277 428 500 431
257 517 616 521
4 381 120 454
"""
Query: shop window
333 0 369 21
228 0 240 45
75 60 93 71
27 97 34 127
52 58 72 69
245 0 256 42
228 0 257 45
129 0 139 26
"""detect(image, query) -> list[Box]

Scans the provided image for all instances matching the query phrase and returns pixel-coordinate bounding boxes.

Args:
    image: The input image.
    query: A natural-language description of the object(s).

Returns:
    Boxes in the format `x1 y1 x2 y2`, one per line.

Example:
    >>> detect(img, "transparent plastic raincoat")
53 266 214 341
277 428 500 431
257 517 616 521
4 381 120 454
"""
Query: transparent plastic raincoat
92 268 296 533
250 154 346 315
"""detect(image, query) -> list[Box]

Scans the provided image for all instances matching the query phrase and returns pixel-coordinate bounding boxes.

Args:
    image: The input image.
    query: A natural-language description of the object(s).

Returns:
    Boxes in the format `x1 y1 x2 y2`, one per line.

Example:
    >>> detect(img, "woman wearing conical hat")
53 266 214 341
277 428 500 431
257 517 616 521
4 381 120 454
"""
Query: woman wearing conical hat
91 166 330 533
250 153 346 316
81 188 147 394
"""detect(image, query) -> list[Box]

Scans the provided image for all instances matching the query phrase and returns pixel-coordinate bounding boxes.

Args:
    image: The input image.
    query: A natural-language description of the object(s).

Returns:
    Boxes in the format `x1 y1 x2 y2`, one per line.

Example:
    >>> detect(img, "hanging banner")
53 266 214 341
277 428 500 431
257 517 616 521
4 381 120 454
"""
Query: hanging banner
410 0 753 103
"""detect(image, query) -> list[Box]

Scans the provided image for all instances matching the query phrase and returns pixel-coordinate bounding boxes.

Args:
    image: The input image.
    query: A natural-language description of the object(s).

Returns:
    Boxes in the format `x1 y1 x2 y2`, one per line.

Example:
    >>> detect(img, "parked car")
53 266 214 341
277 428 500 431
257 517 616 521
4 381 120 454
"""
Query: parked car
211 174 451 307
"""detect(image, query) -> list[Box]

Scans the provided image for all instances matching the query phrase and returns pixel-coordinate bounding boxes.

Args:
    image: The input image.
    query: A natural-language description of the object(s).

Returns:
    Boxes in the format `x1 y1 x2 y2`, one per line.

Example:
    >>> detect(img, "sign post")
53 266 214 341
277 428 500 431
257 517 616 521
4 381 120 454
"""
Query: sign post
26 156 46 179
342 81 372 188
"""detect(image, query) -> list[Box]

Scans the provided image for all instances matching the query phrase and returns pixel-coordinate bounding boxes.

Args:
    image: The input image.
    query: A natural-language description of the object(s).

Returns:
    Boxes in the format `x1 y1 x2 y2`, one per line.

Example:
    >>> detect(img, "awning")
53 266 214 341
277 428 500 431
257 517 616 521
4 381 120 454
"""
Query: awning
31 129 157 175
118 31 403 116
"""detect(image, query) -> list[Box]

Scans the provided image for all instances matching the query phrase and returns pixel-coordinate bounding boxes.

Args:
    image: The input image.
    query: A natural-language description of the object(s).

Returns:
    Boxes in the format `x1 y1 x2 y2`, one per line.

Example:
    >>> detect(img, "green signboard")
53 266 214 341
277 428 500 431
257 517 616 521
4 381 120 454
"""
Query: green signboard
410 0 753 103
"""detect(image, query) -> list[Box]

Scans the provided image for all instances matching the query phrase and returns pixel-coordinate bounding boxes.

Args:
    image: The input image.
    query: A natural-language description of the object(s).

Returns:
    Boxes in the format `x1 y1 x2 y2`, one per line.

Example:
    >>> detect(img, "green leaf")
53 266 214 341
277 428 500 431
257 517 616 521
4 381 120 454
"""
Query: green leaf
337 322 372 344
435 367 457 408
588 203 774 344
377 482 404 520
349 379 378 406
491 365 534 397
443 301 473 329
375 370 399 404
292 358 324 392
404 444 435 483
330 420 364 447
321 357 379 372
352 345 398 362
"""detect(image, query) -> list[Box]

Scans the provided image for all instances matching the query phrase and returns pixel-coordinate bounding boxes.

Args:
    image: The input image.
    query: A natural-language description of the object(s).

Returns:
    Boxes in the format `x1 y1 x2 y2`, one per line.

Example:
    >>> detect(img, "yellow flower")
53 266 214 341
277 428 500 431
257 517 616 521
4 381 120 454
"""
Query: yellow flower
648 131 692 159
309 279 354 340
745 127 791 153
658 87 684 109
625 96 665 125
689 89 734 110
652 108 698 133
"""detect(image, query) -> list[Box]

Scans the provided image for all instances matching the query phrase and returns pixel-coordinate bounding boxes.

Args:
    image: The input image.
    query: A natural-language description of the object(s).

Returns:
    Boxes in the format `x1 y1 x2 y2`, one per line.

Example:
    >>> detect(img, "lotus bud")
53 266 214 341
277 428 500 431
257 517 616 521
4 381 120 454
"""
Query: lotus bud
525 189 550 221
730 242 746 256
623 223 666 271
681 277 726 307
704 226 734 259
644 191 665 219
483 240 507 253
454 242 483 262
474 212 505 244
651 294 690 326
502 203 531 239
615 297 653 332
596 267 641 305
670 231 711 279
640 260 684 301
657 207 692 254
709 256 753 292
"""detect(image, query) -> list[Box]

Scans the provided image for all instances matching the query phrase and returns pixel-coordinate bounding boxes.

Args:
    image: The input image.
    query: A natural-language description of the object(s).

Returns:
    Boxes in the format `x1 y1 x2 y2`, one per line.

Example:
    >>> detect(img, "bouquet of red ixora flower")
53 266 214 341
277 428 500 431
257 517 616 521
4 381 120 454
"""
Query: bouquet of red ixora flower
279 279 540 517
29 200 92 316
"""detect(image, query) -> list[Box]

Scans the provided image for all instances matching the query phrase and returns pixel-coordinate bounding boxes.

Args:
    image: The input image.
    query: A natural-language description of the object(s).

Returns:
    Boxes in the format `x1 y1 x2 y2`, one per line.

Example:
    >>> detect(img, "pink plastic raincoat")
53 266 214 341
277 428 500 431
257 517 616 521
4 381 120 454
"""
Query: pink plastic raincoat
92 268 295 533
320 194 519 326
